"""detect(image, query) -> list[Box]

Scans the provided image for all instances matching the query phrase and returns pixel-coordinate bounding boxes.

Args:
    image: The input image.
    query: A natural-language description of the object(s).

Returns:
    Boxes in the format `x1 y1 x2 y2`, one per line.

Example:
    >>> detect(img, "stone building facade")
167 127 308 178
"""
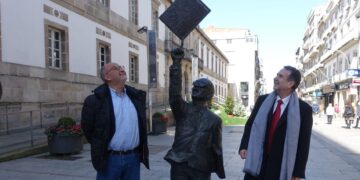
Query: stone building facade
0 0 228 133
202 26 263 110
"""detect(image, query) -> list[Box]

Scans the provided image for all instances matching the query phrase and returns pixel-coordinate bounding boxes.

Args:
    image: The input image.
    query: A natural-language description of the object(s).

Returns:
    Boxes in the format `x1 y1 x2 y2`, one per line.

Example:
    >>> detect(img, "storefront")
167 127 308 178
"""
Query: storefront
335 80 354 112
322 84 336 110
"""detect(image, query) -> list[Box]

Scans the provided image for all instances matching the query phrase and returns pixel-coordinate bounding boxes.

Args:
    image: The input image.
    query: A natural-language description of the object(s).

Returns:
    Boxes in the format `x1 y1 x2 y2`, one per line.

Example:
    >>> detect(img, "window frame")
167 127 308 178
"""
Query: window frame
129 52 139 83
129 0 138 25
44 20 69 71
96 39 111 76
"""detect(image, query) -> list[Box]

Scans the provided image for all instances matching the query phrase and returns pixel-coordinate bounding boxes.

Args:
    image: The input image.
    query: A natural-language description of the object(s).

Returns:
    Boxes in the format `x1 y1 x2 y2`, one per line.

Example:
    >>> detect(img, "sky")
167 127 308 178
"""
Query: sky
200 0 327 92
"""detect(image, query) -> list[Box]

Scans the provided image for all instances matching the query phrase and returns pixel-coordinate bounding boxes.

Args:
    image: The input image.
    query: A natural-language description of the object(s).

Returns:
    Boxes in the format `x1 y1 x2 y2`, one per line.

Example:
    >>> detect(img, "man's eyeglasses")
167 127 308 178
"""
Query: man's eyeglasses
106 65 125 74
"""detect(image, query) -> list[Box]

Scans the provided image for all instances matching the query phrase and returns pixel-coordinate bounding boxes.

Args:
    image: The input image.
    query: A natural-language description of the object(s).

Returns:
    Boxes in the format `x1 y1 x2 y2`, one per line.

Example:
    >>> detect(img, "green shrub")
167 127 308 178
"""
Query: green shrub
224 96 235 115
57 117 76 127
152 112 163 119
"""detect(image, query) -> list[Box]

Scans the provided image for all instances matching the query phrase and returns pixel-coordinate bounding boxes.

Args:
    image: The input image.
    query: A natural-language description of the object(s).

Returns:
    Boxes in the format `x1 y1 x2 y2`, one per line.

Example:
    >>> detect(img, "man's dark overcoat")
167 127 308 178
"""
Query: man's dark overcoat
81 84 149 171
239 94 313 180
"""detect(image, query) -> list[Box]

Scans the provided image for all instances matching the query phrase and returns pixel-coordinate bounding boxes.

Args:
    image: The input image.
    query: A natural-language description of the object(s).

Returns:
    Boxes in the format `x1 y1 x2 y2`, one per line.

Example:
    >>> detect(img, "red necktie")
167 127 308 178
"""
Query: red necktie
267 99 283 152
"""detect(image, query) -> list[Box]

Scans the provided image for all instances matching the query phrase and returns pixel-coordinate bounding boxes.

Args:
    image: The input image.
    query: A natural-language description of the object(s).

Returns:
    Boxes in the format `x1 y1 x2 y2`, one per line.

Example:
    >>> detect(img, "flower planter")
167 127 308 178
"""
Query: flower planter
152 121 167 134
227 114 234 118
48 135 83 154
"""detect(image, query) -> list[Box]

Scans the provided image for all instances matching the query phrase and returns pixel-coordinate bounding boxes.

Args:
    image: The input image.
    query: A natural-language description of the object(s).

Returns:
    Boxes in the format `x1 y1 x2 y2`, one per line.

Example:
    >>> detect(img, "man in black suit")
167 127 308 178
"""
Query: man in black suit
239 66 313 180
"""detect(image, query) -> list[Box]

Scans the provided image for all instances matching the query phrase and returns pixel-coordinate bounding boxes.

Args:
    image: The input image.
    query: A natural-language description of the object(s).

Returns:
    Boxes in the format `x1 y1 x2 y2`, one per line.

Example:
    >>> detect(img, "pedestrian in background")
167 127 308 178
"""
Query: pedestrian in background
326 104 334 124
354 101 360 128
239 66 313 180
343 101 355 129
334 104 340 119
81 63 149 180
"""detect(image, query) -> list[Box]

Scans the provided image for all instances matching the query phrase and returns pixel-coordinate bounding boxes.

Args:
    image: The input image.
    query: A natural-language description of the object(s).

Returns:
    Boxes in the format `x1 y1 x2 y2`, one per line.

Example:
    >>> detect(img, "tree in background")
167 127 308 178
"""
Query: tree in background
224 96 235 115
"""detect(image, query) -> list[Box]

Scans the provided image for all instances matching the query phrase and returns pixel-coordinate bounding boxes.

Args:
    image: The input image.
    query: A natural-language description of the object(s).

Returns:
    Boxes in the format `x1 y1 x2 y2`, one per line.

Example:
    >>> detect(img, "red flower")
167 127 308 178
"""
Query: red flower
45 120 83 140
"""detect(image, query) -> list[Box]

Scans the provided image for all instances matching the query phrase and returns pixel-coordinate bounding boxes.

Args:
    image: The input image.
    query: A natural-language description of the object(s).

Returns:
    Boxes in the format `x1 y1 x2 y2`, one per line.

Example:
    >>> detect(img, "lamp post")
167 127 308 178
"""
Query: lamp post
138 26 157 133
327 48 351 68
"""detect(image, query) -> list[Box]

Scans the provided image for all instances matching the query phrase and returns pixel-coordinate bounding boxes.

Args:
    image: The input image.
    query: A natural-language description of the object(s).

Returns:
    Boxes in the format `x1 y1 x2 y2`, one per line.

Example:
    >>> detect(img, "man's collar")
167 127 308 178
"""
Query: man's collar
276 94 291 104
109 87 126 96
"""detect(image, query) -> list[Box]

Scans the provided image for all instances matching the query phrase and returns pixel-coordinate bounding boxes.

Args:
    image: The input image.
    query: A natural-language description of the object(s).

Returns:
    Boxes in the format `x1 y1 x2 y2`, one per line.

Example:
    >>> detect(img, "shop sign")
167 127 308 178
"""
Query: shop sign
352 77 360 86
338 82 350 90
347 69 360 77
322 84 336 94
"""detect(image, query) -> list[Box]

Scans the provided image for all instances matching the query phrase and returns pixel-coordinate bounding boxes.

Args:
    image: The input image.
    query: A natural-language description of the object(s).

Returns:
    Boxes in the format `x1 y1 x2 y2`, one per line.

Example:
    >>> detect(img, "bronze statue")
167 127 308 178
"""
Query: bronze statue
164 48 225 179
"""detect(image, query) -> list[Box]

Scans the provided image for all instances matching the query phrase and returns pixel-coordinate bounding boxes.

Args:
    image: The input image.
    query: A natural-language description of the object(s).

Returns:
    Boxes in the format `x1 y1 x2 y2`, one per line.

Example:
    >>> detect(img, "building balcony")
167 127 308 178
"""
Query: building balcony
303 82 325 94
331 30 359 54
320 49 332 63
330 70 354 84
303 47 319 63
303 63 323 77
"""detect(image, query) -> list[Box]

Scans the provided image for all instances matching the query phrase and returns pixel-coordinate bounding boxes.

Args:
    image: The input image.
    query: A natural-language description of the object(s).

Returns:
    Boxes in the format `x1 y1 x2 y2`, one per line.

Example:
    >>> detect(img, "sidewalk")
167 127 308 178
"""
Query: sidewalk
0 115 359 179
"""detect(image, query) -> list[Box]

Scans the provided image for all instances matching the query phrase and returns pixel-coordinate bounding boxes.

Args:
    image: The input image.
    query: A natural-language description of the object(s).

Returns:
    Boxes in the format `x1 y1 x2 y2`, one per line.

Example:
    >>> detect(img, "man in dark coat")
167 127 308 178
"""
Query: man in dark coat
82 63 149 180
164 48 225 179
239 66 313 180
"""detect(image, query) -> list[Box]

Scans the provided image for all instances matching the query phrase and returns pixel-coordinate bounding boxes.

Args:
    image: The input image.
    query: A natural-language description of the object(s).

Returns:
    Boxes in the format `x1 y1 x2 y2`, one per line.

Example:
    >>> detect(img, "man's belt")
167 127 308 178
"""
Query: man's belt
108 147 139 155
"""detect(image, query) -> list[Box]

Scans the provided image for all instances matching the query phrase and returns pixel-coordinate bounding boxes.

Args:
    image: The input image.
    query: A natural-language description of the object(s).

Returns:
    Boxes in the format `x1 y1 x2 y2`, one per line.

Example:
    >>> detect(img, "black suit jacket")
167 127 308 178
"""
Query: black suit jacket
239 94 313 180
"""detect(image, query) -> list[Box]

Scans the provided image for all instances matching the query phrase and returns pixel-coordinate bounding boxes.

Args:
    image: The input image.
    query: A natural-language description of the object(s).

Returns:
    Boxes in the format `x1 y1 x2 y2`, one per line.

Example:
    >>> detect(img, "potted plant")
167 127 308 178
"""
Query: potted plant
152 112 168 134
45 117 84 154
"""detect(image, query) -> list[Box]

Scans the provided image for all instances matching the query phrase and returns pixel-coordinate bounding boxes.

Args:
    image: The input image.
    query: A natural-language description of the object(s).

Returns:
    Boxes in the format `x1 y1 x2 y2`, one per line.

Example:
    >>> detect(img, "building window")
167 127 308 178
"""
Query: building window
214 56 217 72
45 21 68 71
211 53 214 70
240 82 249 93
339 59 343 73
215 58 218 74
206 48 209 67
97 0 109 7
200 42 204 60
129 53 139 83
48 28 63 69
97 41 111 76
353 50 358 57
129 0 138 25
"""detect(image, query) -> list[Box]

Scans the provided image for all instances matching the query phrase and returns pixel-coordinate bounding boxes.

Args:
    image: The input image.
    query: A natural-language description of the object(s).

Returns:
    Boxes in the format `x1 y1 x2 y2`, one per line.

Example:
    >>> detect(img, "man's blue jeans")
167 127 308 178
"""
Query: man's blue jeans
96 153 140 180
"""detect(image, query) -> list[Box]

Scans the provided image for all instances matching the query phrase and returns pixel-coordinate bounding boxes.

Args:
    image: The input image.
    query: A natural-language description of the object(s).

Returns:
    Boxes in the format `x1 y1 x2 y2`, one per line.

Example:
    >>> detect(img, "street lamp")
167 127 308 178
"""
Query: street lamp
137 26 157 133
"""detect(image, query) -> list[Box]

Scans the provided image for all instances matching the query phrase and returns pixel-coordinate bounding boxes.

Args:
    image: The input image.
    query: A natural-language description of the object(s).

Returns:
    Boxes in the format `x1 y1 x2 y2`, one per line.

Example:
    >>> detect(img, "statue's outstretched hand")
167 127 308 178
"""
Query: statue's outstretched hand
171 48 184 64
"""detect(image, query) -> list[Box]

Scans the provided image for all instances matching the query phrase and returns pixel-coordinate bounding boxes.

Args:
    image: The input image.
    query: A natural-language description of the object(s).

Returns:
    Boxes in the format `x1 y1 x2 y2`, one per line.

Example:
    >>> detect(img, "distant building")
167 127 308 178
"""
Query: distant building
202 26 263 109
297 0 360 113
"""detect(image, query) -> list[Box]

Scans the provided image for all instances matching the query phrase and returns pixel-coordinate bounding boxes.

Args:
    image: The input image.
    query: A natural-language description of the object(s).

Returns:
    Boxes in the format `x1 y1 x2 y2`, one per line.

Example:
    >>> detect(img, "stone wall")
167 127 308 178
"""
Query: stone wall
0 62 169 132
